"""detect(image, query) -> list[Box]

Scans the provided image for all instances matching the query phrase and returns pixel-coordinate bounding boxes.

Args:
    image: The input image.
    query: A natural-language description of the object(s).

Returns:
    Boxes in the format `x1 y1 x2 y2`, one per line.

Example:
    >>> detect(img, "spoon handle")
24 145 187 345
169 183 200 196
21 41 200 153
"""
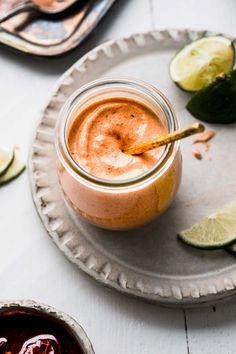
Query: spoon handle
124 123 205 155
0 0 34 23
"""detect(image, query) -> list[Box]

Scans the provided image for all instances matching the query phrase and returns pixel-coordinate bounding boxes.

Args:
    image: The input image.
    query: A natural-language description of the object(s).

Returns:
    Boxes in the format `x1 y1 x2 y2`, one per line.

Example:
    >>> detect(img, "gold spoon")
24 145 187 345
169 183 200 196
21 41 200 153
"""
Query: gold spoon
123 123 205 155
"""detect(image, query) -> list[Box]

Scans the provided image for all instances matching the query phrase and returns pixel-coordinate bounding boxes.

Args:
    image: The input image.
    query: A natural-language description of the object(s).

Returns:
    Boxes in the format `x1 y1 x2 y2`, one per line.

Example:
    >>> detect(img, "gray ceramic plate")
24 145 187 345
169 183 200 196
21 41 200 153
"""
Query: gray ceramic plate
29 29 236 307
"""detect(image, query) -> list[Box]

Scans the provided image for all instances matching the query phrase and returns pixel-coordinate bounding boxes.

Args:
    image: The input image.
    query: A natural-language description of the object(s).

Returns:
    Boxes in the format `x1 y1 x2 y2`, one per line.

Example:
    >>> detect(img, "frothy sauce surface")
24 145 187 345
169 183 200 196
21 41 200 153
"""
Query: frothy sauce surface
68 98 167 180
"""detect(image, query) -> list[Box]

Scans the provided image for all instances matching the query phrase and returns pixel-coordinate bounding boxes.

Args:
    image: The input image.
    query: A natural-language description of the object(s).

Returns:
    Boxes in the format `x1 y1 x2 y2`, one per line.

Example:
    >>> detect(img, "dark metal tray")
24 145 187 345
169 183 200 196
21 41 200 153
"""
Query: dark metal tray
0 0 115 56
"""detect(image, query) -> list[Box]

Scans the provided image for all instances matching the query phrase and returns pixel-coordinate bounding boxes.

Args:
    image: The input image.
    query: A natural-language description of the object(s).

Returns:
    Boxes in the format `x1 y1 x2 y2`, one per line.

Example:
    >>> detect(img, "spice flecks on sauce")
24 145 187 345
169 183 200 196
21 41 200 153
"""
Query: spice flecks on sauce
68 97 167 180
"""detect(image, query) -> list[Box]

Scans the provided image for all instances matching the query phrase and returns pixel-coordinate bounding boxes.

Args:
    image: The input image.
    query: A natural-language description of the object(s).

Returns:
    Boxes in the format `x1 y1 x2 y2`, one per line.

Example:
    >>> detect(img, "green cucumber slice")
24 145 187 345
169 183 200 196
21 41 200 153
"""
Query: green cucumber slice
169 35 235 92
0 148 15 177
0 157 25 185
178 202 236 249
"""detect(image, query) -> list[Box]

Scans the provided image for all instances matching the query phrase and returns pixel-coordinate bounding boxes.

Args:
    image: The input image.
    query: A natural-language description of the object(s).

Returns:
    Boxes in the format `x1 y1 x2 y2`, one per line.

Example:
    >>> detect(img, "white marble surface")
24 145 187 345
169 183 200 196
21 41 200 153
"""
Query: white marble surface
1 1 236 353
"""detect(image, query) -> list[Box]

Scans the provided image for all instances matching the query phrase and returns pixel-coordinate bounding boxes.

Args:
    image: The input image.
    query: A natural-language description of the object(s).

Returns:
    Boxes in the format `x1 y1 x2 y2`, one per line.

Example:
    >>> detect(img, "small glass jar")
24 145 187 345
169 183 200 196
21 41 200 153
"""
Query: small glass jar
55 79 182 230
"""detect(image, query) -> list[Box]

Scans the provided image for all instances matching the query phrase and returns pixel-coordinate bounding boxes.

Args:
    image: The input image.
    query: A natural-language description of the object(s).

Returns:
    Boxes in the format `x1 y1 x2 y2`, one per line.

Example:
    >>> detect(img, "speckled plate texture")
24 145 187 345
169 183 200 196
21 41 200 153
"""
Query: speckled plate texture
29 29 236 307
0 300 94 353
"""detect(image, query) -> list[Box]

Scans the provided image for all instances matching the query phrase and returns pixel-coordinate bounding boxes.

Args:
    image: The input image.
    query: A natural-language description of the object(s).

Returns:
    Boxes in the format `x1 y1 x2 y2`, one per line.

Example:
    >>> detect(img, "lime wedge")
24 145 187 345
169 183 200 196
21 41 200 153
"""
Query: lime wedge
169 35 235 92
0 157 25 186
187 69 236 124
178 202 236 249
0 148 14 177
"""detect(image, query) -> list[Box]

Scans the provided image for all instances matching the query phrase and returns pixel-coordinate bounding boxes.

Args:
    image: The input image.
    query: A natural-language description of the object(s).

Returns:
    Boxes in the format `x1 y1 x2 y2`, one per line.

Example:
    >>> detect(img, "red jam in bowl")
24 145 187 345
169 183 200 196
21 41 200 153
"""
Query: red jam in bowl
0 308 84 354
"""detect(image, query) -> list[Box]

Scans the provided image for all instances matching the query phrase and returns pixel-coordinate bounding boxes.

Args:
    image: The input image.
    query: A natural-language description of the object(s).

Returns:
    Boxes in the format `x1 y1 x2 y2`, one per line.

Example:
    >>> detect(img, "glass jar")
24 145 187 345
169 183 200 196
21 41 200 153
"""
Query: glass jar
55 79 182 230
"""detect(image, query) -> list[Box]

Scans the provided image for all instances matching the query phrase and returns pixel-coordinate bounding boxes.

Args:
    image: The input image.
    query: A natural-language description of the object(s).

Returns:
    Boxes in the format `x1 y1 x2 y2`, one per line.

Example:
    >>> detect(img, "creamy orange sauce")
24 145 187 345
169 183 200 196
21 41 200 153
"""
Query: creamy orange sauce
68 98 167 180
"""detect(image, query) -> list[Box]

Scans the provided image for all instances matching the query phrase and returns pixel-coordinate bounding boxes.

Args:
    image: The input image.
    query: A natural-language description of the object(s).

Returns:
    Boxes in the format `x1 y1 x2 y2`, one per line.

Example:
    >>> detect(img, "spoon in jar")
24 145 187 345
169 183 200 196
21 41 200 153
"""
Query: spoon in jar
0 0 78 23
123 123 205 155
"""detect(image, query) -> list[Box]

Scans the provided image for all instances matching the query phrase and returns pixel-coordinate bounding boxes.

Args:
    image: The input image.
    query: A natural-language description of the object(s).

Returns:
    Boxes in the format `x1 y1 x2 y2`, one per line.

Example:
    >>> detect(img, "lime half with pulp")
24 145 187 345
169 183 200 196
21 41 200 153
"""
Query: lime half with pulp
169 35 235 92
178 202 236 249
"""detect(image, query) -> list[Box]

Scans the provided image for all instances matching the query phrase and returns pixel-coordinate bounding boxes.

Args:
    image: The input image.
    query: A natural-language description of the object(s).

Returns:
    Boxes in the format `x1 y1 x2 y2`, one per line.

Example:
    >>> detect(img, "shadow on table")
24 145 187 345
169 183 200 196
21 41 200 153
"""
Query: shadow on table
70 260 185 331
64 243 236 331
77 263 236 332
0 0 127 76
185 294 236 329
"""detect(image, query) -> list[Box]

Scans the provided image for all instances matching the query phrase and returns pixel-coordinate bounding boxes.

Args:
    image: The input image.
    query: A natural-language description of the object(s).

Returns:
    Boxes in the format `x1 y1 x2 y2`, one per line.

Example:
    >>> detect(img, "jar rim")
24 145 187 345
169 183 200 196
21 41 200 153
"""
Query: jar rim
55 78 180 190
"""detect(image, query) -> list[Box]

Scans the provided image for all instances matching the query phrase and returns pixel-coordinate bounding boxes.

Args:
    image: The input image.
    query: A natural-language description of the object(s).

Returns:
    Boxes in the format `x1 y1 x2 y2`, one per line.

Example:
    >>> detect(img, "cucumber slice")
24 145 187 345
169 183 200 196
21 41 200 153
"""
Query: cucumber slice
0 148 14 176
178 202 236 249
0 157 25 185
169 35 235 92
187 70 236 124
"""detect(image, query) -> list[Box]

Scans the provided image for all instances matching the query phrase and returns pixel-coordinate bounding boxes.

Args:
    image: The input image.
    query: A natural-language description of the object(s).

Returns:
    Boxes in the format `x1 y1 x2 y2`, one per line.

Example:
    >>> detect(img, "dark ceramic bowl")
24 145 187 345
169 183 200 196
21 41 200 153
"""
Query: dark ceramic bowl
0 299 95 354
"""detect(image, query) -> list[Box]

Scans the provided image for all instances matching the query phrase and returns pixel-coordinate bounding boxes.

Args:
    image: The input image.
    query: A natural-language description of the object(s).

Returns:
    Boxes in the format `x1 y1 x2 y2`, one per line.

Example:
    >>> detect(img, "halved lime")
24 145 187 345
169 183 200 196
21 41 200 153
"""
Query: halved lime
178 202 236 249
187 69 236 124
0 148 14 177
0 157 25 186
169 35 235 92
